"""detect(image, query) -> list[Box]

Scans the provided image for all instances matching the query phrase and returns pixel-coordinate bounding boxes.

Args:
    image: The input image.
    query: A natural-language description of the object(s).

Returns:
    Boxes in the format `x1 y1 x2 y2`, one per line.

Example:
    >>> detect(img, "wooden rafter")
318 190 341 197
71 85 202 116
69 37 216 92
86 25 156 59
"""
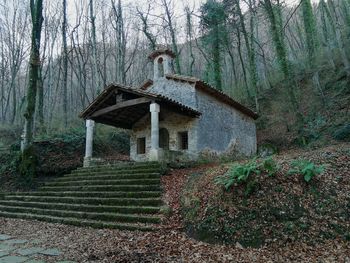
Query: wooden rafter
91 97 152 118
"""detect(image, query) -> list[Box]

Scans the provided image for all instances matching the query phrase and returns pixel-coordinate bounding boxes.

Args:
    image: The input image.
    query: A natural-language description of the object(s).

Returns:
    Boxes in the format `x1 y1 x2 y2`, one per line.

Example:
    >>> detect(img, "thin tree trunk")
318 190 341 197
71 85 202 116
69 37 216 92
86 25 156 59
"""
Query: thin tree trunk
89 0 99 96
185 6 195 76
37 66 44 130
62 0 68 127
23 0 43 151
162 0 181 74
236 28 250 98
328 0 350 75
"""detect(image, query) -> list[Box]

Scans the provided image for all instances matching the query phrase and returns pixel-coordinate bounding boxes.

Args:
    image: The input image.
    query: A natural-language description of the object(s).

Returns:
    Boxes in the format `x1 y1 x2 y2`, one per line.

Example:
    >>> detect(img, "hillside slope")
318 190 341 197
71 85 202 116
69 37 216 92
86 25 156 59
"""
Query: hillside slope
181 143 350 248
257 65 350 149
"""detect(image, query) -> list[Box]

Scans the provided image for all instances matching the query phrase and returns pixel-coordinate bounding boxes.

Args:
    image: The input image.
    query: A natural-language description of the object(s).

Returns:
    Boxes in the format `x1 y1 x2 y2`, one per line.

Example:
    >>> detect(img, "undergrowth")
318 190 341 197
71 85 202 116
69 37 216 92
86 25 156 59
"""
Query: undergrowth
182 147 348 248
0 125 130 191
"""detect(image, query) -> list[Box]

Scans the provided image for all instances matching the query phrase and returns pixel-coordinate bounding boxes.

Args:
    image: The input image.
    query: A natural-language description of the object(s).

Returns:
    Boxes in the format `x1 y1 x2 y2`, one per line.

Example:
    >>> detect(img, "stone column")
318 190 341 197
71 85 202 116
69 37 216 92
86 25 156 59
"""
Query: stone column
83 119 95 167
149 102 160 161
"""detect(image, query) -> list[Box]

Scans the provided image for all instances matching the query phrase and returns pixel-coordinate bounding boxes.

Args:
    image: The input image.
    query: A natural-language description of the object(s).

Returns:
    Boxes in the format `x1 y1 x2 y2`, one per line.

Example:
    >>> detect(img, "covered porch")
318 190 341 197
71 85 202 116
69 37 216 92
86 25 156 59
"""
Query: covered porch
79 84 200 167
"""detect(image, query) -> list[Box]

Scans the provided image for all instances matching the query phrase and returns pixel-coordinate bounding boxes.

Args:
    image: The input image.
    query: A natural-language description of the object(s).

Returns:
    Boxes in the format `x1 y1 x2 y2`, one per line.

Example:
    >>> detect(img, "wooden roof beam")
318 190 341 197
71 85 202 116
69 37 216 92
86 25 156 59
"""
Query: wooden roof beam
91 97 152 118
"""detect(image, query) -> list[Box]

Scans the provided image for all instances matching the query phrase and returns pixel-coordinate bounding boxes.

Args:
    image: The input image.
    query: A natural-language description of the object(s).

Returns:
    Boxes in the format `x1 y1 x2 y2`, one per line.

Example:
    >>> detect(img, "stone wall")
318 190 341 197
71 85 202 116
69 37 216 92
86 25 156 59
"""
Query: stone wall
132 77 256 161
196 90 257 157
130 108 198 162
147 78 197 109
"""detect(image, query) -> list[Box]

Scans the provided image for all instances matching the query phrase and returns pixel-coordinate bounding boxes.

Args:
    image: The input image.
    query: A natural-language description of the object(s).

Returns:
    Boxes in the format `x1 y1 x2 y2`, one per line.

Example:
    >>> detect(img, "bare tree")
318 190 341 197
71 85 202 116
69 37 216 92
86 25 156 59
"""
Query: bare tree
160 0 181 74
136 4 157 50
22 0 43 151
111 0 127 84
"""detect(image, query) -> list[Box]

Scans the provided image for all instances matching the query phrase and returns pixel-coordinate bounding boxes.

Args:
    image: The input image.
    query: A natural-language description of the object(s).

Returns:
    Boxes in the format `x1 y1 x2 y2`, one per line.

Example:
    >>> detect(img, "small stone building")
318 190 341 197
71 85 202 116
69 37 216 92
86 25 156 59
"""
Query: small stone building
80 49 258 165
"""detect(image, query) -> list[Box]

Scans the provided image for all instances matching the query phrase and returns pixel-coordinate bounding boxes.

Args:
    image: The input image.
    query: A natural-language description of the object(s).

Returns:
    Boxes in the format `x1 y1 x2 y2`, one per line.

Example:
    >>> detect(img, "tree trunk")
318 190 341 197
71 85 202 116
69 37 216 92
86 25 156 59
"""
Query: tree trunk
235 0 258 105
89 0 99 96
62 0 68 127
236 28 250 98
263 0 301 122
23 0 43 150
185 6 195 76
328 0 350 75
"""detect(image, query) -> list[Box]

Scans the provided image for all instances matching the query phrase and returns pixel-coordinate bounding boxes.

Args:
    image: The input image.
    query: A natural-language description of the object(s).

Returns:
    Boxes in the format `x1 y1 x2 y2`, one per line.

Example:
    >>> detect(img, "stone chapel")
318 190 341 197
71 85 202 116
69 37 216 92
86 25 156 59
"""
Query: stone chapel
80 49 258 165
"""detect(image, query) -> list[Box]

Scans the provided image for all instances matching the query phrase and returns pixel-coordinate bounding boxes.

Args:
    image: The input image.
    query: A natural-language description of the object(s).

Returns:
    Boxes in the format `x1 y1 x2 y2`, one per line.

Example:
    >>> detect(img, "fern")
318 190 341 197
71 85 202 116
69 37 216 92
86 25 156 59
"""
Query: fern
261 157 279 177
288 159 324 182
215 157 279 191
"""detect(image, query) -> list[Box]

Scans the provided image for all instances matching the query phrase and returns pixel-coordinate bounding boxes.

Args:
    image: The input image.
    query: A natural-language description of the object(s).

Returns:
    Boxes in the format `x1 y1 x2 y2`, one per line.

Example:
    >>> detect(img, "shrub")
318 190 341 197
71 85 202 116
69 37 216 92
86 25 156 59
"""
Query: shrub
288 159 324 182
261 157 279 177
333 124 350 141
215 159 260 190
215 157 279 193
296 114 327 146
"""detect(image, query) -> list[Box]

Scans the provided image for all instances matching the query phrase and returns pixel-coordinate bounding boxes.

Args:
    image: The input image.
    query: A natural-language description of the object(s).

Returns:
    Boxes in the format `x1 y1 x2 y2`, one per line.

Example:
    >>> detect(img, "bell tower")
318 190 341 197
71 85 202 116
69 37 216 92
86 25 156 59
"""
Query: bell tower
148 48 176 80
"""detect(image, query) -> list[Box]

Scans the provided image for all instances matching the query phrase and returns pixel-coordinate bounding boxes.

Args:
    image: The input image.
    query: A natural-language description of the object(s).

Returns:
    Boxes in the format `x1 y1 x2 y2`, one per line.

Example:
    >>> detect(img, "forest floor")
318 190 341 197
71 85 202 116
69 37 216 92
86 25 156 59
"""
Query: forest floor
0 143 350 262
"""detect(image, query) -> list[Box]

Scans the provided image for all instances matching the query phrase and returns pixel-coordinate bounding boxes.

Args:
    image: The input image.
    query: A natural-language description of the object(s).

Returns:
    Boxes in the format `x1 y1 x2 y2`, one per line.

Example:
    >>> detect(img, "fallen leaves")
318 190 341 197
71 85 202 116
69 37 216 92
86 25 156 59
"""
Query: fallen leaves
0 216 349 262
0 143 349 262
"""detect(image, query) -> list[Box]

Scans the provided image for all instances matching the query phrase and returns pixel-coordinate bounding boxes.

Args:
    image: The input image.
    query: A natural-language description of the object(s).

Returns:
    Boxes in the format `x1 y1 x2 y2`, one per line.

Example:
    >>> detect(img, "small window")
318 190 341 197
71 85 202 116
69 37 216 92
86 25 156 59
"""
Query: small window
137 137 146 154
178 131 188 150
157 57 164 77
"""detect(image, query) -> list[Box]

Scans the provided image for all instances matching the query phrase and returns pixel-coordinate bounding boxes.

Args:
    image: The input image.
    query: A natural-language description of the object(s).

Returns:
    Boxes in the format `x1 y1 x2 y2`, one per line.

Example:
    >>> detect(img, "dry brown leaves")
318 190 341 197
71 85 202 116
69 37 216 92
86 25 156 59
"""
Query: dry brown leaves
160 164 215 230
0 217 349 262
0 143 349 262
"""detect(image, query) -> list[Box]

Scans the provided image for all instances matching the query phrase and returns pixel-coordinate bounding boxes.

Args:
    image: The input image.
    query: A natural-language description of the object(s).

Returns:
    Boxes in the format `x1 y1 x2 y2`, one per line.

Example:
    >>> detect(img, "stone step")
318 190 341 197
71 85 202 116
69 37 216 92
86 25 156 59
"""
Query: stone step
56 173 161 182
75 163 161 173
0 162 164 231
44 178 161 187
4 195 162 206
3 191 161 198
0 211 157 231
39 184 161 192
70 168 161 176
0 200 160 214
0 205 161 224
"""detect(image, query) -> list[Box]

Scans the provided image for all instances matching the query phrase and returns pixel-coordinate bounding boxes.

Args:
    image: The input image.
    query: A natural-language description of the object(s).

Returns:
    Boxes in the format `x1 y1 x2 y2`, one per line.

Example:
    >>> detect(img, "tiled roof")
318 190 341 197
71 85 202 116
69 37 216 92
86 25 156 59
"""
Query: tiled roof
79 83 201 120
148 48 176 60
164 74 259 120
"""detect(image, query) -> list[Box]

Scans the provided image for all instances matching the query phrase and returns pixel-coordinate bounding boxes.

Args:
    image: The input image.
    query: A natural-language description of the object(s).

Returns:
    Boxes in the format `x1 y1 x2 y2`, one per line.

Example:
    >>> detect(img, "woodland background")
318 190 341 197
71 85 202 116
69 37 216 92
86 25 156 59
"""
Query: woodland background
0 0 349 149
0 1 349 255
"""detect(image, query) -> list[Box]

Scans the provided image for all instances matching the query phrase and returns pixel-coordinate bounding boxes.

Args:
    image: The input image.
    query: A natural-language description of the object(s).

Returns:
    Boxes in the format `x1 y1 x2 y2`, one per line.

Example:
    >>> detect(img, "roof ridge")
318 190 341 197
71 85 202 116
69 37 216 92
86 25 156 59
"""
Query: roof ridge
164 74 258 119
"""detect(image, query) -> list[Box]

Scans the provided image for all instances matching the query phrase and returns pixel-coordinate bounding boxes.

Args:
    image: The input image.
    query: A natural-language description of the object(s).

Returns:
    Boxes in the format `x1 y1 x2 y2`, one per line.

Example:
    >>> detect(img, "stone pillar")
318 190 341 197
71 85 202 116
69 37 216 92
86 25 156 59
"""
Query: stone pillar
149 102 160 161
83 119 95 167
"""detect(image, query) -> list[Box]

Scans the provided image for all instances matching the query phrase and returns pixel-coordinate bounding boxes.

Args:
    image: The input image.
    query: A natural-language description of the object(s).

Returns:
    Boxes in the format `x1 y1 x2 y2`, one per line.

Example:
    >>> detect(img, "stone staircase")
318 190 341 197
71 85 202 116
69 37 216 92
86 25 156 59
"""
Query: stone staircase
0 162 164 231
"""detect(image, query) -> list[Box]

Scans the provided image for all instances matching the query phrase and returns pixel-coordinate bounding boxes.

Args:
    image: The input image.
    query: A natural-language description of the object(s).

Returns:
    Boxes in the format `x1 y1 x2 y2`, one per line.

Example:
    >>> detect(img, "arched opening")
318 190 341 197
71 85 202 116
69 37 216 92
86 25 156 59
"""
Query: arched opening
157 57 164 77
159 128 169 150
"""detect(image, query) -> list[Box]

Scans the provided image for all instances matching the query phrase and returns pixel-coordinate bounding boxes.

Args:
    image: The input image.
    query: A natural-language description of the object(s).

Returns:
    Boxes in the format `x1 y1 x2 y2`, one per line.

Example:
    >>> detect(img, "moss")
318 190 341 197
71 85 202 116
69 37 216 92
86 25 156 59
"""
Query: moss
17 146 38 188
159 162 168 175
159 205 172 216
41 184 161 192
185 206 266 247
